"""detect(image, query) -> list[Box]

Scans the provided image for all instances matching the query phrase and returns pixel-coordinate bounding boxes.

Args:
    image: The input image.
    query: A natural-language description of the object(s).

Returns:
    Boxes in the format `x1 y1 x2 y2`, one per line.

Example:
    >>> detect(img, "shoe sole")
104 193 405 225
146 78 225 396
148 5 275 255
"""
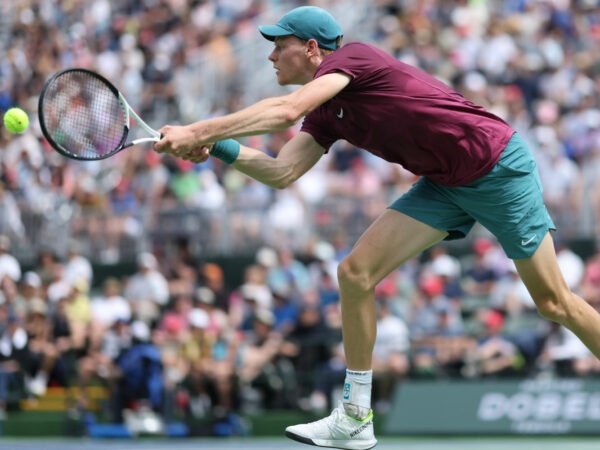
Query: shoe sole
285 430 377 450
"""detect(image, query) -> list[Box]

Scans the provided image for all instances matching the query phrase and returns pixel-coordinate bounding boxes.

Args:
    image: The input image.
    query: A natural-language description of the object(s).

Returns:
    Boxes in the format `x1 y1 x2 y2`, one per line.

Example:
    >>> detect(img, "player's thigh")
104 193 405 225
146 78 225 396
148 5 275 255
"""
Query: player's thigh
346 209 448 286
513 232 570 303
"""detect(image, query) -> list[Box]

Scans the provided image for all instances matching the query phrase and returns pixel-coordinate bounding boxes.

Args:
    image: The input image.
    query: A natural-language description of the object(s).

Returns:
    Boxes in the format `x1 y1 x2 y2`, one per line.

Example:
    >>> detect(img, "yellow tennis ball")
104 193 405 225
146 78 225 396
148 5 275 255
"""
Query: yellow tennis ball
3 107 29 134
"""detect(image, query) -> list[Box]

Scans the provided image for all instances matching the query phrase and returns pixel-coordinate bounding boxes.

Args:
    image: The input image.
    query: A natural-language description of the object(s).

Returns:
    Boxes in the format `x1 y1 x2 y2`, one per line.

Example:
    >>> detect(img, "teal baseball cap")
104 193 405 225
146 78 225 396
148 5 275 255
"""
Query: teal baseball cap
259 6 343 50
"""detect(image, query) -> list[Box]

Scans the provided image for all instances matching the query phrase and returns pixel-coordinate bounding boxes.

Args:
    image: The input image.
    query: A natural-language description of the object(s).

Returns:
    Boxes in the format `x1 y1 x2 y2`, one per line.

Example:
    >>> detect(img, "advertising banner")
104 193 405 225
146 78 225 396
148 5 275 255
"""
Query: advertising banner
384 378 600 435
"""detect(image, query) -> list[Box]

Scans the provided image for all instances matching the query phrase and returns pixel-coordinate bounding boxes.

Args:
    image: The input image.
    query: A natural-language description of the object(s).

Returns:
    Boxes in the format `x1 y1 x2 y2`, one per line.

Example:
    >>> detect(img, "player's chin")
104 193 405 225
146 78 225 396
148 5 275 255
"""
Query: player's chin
275 72 287 85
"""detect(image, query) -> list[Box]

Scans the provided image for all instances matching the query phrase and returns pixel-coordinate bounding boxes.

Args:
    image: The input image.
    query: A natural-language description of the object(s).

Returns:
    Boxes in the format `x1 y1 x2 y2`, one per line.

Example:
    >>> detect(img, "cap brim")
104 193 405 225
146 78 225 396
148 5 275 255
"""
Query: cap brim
259 24 293 41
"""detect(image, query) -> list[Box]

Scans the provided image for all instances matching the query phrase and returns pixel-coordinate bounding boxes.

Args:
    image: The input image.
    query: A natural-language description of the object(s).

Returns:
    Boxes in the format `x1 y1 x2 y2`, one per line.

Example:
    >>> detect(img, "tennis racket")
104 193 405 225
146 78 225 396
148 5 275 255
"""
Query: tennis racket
38 68 162 161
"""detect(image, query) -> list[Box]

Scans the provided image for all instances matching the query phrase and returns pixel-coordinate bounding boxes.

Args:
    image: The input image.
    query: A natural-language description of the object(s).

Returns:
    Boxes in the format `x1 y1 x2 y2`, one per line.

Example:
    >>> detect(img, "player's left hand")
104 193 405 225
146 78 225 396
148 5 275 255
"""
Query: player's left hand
183 145 211 163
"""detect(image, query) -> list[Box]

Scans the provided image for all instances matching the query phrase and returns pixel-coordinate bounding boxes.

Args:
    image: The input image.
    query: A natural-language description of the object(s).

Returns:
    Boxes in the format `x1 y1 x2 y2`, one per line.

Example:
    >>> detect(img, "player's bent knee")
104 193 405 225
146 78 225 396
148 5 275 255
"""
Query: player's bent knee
534 296 567 324
337 257 374 293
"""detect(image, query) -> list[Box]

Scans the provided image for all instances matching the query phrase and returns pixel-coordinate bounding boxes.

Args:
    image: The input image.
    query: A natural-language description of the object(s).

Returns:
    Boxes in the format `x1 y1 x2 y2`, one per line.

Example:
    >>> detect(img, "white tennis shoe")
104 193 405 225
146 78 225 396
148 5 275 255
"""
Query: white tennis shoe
285 402 377 450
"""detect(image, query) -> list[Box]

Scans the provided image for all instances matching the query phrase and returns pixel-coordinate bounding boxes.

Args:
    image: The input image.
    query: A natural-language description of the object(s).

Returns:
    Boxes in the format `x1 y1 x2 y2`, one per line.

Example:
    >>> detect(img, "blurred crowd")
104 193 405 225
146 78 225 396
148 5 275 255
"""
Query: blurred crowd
2 230 600 428
1 0 600 432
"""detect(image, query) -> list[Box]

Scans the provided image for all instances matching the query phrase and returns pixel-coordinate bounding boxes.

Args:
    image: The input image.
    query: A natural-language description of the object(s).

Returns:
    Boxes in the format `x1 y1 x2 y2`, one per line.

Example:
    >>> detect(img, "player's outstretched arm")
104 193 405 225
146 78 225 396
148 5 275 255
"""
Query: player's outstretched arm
195 72 349 142
154 72 350 155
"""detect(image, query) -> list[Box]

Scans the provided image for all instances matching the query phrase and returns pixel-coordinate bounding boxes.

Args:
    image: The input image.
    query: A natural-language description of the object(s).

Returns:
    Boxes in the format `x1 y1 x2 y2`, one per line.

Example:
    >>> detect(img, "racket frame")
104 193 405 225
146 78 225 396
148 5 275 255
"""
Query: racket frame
39 67 161 161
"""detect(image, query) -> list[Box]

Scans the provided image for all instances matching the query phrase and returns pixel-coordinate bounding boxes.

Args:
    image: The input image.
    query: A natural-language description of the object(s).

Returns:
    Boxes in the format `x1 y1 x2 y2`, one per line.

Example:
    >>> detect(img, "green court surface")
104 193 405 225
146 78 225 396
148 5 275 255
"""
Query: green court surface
1 437 599 450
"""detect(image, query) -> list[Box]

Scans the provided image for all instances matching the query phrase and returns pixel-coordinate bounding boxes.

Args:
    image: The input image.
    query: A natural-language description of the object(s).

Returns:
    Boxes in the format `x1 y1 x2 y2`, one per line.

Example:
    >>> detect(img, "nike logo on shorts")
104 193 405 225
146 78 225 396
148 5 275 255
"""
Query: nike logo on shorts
337 108 344 119
521 235 536 246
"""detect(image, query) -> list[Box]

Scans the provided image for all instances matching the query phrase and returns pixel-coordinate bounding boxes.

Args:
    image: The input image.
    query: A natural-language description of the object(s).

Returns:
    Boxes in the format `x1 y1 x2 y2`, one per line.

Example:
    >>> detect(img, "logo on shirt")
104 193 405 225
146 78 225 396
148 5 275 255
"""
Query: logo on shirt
336 108 344 119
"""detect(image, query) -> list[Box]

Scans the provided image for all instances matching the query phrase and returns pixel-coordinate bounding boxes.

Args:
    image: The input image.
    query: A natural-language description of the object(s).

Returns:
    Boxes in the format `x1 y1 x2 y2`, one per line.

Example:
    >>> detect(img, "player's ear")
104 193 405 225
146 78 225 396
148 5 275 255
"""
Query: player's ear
305 38 320 56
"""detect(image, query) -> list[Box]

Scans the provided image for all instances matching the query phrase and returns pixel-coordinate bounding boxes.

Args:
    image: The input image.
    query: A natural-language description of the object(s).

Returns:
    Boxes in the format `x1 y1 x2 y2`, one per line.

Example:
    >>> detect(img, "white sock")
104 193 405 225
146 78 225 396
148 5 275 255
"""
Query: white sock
342 369 372 420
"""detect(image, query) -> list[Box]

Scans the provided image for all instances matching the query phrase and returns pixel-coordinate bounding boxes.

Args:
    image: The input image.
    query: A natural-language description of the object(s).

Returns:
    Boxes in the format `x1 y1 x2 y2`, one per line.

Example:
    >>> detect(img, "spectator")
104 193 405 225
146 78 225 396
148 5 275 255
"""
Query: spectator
124 252 170 326
179 307 238 418
49 296 73 381
63 239 93 287
130 151 170 212
154 300 192 420
77 319 132 409
199 309 239 417
158 293 194 338
237 308 290 410
34 249 59 287
23 298 63 396
279 302 338 410
236 282 273 333
461 237 501 299
409 275 462 339
266 246 312 298
228 263 272 332
409 275 470 376
266 190 306 242
45 261 72 305
194 286 229 339
199 262 229 313
62 278 92 353
0 305 28 417
176 307 213 419
306 240 340 308
331 154 383 200
111 321 163 423
89 277 132 350
107 179 143 258
536 321 596 378
0 185 25 244
70 177 112 262
424 245 463 300
10 271 42 322
374 275 408 322
169 160 204 206
461 309 525 378
163 246 198 299
255 246 278 274
271 286 299 337
0 235 21 286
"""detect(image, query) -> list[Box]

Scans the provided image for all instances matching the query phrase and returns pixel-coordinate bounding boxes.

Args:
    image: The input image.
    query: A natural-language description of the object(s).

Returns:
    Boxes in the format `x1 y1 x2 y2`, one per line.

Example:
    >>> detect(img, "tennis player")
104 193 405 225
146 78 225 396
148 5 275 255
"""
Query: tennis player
155 6 600 450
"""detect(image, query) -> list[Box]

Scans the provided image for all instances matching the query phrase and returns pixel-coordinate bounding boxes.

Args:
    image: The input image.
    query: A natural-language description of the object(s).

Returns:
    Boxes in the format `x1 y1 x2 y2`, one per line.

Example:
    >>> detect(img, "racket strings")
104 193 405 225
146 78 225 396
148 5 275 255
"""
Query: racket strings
41 71 126 158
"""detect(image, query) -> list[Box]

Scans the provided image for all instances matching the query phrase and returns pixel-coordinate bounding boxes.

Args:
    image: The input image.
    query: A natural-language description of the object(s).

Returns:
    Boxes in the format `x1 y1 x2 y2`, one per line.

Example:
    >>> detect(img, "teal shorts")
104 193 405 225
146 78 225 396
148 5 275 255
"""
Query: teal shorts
389 132 556 259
